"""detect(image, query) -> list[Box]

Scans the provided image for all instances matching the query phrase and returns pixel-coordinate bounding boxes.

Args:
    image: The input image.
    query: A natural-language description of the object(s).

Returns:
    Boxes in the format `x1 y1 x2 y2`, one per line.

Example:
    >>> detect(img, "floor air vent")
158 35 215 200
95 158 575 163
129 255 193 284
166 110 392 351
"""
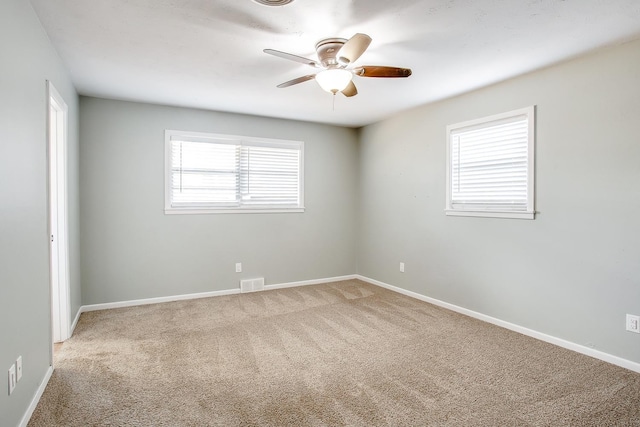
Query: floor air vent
240 278 265 293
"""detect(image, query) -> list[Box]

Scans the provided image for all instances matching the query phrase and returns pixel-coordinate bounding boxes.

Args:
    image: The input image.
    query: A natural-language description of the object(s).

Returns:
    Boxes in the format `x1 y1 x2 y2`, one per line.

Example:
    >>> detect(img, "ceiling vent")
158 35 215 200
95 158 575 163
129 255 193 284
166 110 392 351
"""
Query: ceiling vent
252 0 294 6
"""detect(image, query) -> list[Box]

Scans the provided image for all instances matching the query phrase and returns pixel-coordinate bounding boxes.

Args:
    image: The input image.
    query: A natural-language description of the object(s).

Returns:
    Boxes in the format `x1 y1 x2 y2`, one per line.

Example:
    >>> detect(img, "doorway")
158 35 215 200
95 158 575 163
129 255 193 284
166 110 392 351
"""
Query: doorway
48 81 70 345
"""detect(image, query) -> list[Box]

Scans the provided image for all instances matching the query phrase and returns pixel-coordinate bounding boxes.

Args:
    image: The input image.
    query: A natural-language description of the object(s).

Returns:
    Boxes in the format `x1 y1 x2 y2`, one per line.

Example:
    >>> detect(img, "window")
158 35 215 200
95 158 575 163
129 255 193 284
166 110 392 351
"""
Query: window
165 130 304 214
446 106 535 219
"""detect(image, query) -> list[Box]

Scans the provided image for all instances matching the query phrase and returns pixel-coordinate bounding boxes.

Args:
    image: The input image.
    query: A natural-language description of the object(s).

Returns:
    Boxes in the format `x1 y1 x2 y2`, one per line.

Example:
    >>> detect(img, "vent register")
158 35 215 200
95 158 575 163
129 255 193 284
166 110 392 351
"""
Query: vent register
240 278 265 293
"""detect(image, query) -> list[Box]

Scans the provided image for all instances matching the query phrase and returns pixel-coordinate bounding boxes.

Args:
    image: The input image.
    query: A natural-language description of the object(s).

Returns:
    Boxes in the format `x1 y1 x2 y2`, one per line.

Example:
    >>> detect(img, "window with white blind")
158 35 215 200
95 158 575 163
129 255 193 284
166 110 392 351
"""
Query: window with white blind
165 130 304 214
446 106 535 219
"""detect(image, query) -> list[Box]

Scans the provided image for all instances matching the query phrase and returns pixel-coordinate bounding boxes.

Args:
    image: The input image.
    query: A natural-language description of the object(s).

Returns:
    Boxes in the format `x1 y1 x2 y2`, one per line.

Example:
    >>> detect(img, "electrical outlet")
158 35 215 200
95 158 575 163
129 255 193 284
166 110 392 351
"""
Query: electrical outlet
399 262 405 273
627 314 640 333
16 356 22 381
8 364 16 395
235 263 242 273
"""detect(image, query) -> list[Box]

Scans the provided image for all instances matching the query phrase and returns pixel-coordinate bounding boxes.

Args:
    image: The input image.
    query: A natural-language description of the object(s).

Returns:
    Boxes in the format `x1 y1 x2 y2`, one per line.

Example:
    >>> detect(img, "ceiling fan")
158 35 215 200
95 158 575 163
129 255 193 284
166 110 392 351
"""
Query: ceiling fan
264 33 412 97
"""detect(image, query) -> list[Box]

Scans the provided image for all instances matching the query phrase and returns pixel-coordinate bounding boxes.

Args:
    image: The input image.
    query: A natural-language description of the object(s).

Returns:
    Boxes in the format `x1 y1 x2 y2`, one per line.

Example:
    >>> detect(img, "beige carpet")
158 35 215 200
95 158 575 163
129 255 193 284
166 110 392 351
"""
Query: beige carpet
29 280 640 426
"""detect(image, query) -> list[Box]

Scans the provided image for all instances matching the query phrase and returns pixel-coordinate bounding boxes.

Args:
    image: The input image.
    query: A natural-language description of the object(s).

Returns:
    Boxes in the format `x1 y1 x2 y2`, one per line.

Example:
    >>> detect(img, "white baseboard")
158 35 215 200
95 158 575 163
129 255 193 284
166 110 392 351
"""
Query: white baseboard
264 274 357 291
19 365 53 427
80 274 358 314
70 306 82 336
356 275 640 374
81 288 241 313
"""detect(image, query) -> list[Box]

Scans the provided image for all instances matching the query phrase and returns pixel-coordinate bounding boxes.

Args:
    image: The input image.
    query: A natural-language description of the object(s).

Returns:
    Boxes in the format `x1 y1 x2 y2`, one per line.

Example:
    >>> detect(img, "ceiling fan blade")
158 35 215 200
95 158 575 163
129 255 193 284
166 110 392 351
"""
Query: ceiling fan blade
337 33 372 66
341 80 358 97
353 66 412 78
276 74 316 88
264 49 320 68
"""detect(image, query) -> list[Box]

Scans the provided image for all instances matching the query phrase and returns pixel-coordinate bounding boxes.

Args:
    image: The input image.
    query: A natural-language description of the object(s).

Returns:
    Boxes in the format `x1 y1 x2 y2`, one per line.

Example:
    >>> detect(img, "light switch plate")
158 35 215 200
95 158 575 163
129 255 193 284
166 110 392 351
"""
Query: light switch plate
16 356 22 381
8 364 16 395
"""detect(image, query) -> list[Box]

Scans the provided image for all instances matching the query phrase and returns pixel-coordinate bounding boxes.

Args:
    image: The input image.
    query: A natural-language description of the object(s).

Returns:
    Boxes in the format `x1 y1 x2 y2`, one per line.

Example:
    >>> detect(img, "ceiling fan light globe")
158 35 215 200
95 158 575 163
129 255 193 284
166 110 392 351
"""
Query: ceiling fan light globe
315 69 352 93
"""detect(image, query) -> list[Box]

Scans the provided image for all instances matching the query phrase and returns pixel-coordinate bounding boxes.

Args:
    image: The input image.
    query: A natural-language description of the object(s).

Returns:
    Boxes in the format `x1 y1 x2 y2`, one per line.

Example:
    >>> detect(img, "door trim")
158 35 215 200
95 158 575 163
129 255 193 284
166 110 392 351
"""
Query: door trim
47 81 71 353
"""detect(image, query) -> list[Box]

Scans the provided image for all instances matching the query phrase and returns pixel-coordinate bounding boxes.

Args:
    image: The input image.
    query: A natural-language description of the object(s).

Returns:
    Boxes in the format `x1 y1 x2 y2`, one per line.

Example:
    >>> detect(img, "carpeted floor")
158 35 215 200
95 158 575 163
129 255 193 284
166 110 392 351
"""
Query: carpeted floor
29 280 640 426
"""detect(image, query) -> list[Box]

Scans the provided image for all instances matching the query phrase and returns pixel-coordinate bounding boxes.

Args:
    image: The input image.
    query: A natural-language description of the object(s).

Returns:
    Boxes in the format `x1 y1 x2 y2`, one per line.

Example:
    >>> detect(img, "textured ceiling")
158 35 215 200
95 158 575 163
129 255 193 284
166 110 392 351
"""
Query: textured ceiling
30 0 640 127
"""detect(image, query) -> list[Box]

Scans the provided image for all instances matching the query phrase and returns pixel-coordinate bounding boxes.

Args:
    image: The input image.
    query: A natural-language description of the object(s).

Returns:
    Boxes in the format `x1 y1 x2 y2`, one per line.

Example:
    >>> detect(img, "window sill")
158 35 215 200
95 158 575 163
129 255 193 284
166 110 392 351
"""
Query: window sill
445 209 535 220
165 207 305 215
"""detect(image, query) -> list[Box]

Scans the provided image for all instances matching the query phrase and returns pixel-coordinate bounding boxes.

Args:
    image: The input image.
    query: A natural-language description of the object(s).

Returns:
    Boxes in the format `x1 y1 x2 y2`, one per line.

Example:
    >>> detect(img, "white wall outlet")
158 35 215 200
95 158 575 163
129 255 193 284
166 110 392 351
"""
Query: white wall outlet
8 364 16 395
16 356 22 381
399 262 405 273
235 262 242 273
626 314 640 333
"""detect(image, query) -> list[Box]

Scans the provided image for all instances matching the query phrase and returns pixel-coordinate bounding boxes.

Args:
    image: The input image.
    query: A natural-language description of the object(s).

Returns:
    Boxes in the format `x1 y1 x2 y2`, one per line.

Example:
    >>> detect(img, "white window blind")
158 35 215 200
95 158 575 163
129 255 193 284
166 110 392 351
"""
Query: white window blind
165 130 304 213
446 107 535 219
239 145 301 206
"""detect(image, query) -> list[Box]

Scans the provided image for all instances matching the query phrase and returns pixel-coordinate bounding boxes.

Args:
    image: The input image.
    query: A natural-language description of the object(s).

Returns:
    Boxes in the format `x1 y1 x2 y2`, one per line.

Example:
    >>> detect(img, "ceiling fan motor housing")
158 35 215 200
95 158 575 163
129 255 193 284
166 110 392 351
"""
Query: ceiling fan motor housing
315 38 347 68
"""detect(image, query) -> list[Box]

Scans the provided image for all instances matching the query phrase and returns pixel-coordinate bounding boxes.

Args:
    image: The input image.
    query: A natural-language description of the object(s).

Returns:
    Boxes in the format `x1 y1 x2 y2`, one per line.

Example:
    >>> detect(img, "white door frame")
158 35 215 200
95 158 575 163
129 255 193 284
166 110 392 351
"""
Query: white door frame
47 81 71 345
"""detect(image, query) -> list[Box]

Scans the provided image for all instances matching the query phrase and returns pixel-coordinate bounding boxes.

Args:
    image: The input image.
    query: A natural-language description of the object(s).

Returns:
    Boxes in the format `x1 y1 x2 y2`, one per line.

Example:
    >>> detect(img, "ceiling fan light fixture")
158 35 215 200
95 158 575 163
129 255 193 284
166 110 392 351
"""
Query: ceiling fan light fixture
315 69 352 94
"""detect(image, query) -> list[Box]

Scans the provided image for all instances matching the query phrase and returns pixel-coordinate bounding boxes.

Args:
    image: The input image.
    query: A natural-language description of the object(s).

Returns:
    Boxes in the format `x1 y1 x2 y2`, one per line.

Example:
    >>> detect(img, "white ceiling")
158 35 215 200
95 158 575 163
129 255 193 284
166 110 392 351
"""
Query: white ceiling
30 0 640 127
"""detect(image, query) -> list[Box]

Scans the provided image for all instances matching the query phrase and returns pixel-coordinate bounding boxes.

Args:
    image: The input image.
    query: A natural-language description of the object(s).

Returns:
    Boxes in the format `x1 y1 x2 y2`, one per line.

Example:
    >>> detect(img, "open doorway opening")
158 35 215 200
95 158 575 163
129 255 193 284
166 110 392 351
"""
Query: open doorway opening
48 81 70 348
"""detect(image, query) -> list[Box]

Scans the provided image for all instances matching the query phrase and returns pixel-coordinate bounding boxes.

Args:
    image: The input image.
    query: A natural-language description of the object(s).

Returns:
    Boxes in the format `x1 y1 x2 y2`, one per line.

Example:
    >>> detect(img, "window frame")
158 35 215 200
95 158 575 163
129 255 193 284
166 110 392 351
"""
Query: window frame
445 106 536 220
164 130 305 214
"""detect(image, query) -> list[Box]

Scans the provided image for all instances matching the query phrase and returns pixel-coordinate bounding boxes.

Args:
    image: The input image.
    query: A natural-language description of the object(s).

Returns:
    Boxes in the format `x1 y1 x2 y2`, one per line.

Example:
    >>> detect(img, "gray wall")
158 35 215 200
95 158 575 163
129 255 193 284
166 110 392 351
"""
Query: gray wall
357 38 640 363
80 98 358 304
0 0 80 425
